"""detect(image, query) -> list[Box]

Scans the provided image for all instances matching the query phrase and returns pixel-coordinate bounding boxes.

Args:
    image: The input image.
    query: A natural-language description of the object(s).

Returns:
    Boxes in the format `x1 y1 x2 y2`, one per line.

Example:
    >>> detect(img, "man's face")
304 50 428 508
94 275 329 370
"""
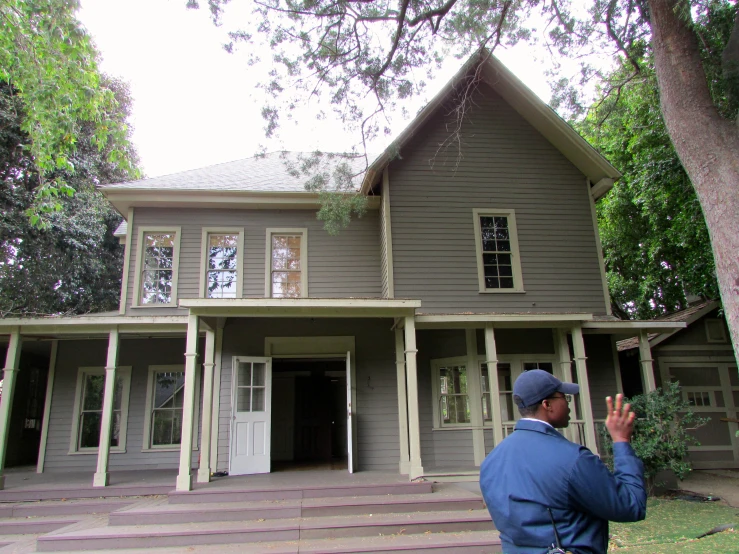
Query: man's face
544 393 572 428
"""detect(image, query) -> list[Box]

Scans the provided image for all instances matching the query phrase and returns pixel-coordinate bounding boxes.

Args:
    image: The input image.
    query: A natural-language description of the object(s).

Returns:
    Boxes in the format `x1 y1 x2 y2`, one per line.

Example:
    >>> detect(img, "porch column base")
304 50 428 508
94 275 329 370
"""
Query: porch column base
93 472 109 487
409 464 425 481
196 468 211 484
0 475 5 490
176 473 192 492
399 460 410 475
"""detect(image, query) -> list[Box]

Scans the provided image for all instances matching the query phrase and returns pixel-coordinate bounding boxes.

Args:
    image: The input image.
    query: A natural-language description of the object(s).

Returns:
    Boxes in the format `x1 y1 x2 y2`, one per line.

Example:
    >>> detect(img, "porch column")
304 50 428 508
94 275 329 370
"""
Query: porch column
0 329 21 490
94 328 120 487
197 327 216 483
177 314 200 492
638 330 657 392
394 326 410 475
555 329 575 442
37 340 59 473
466 329 486 465
483 325 504 448
209 324 224 474
404 316 424 479
571 325 599 455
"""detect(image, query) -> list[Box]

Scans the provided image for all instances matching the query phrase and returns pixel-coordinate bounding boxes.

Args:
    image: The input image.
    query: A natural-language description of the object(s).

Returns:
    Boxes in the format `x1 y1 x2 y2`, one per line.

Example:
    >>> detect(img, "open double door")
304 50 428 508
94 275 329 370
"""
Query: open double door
229 352 354 475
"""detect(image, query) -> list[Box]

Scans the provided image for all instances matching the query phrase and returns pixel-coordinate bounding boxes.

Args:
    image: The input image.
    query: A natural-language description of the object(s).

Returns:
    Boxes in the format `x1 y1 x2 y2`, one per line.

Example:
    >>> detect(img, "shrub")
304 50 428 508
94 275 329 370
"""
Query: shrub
599 382 709 482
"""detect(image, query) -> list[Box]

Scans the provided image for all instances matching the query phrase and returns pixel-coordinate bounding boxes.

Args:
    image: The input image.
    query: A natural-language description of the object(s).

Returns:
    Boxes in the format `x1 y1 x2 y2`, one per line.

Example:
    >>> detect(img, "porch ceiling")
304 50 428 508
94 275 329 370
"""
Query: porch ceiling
179 298 421 318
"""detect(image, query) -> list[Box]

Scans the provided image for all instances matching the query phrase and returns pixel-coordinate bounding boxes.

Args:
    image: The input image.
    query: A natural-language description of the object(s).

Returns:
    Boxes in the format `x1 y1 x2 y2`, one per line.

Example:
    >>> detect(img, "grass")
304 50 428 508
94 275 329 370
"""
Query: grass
609 498 739 553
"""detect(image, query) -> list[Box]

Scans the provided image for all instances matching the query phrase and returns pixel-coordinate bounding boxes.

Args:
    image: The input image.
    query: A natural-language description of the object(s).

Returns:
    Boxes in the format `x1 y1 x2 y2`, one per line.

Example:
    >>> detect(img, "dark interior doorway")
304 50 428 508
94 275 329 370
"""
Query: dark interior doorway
271 359 347 471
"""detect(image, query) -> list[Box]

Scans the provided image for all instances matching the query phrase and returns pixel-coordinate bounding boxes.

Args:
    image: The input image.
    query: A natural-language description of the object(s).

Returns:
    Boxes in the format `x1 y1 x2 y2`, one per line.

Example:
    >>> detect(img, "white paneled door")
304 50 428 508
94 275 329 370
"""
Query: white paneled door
230 357 272 475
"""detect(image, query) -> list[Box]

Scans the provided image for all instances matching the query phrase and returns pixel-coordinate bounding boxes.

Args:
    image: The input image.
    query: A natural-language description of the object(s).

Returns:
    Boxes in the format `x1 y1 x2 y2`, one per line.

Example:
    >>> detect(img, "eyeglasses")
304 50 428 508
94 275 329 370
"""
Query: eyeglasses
547 394 572 403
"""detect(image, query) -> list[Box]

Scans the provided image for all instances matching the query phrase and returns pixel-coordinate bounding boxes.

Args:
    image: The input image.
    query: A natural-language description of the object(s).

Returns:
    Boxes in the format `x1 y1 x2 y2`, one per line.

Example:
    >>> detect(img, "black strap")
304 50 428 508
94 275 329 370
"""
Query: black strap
547 507 563 550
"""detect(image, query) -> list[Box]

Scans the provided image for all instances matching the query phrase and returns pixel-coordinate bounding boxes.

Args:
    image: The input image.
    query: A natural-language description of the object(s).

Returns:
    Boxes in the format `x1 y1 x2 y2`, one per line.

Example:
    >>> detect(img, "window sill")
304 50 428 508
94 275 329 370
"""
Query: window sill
130 304 180 309
67 448 126 455
431 426 494 431
478 289 526 294
141 447 199 453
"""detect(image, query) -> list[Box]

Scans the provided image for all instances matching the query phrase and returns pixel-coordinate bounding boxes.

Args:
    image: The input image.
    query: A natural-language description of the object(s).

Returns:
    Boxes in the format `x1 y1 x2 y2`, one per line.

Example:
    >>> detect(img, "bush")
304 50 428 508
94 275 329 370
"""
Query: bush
599 382 709 482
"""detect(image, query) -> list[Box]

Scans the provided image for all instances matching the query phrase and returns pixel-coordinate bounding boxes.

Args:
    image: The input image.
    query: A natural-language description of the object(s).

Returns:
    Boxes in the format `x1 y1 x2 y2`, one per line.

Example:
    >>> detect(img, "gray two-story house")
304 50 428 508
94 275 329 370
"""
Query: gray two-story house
0 53 686 492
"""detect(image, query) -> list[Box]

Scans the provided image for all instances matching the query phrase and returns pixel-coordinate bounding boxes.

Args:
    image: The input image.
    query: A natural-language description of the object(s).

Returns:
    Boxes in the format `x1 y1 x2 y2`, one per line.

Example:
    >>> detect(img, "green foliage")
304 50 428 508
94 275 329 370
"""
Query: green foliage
599 383 709 482
0 76 139 316
578 2 738 318
0 0 138 225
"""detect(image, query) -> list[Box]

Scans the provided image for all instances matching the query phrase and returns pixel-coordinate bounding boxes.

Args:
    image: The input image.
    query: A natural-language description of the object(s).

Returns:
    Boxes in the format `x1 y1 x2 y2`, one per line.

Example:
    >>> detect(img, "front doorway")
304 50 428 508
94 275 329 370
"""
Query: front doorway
271 359 348 471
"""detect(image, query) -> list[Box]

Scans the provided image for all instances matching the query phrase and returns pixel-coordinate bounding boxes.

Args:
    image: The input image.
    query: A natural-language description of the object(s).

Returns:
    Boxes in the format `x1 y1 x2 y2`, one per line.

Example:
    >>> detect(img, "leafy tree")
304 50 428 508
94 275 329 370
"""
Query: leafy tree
599 382 708 488
0 0 137 224
188 0 739 360
0 76 139 316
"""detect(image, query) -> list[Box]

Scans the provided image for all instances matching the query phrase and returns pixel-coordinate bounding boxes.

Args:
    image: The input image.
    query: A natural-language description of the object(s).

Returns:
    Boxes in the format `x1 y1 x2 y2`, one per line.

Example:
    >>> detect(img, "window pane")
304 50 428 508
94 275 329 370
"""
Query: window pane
272 271 302 298
83 374 105 411
111 411 121 447
237 387 251 411
141 233 175 304
208 270 238 298
79 412 101 448
440 366 467 394
152 411 174 446
237 363 252 388
252 388 265 411
208 235 238 269
252 363 265 386
154 372 184 409
523 362 553 373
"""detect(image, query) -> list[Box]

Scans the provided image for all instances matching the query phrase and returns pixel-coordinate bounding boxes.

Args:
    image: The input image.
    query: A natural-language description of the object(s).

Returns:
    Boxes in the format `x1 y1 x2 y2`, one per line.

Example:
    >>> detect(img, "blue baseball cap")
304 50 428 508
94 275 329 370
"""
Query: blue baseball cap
513 370 580 408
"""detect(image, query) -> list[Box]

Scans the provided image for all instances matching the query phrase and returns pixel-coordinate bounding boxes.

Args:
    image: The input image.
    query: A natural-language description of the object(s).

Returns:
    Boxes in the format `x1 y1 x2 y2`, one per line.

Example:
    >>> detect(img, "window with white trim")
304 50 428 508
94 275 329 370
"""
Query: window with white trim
69 367 131 453
142 366 189 449
473 209 524 292
133 228 182 306
432 360 471 427
200 229 244 298
266 229 307 298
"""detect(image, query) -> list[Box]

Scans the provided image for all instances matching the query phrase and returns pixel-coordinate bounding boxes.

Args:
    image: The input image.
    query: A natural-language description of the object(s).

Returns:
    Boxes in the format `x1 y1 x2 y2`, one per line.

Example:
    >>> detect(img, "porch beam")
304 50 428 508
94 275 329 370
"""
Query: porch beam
0 329 22 490
483 325 504 448
94 328 120 487
394 327 410 475
555 329 575 442
404 316 424 479
466 329 486 465
638 330 657 392
197 328 216 483
571 325 599 455
177 314 200 492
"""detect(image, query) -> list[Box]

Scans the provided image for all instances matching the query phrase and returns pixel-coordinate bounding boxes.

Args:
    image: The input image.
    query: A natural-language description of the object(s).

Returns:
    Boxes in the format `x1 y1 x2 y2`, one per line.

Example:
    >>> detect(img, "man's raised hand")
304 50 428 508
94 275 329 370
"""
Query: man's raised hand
605 393 636 443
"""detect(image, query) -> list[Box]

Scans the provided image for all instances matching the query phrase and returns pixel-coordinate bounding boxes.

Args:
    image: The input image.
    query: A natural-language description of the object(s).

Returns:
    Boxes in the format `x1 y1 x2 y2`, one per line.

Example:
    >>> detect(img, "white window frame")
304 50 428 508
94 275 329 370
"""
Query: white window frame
431 357 472 429
199 228 245 299
142 365 200 452
265 228 308 298
69 366 131 454
472 209 524 293
705 318 728 343
132 227 182 307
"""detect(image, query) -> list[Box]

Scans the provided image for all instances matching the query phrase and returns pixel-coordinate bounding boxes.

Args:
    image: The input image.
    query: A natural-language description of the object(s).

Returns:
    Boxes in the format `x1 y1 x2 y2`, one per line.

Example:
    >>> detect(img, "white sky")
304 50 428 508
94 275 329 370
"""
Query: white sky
78 0 558 178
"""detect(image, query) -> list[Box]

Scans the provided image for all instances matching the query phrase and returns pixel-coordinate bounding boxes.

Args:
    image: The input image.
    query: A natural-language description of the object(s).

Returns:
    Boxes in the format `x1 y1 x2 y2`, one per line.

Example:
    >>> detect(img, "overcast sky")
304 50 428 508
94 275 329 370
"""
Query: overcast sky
77 0 555 179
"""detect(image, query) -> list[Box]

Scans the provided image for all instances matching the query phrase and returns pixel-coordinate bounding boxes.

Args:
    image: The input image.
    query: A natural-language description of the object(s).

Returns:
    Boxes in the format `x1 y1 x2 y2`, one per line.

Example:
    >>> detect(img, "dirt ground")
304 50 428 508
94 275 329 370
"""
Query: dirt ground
677 469 739 508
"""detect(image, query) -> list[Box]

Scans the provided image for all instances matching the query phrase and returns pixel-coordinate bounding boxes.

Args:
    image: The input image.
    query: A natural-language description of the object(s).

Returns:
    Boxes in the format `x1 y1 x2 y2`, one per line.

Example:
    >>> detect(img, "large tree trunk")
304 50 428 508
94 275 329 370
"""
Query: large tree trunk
648 0 739 363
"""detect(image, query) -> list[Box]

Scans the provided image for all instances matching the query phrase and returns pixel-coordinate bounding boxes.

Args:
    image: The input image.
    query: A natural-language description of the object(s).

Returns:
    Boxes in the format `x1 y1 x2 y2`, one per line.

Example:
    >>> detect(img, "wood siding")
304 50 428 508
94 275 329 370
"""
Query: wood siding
43 338 201 472
388 84 608 315
216 318 399 472
124 208 383 314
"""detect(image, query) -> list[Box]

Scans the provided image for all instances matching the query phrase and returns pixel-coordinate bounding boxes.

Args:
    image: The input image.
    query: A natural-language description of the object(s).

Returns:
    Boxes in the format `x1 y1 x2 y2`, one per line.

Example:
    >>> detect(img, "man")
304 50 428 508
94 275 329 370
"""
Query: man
480 370 646 553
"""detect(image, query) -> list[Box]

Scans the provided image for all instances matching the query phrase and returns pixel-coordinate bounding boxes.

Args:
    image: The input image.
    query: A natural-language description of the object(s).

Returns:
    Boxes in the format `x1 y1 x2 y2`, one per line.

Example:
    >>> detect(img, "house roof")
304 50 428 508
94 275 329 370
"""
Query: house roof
616 299 719 351
102 152 368 193
360 50 621 198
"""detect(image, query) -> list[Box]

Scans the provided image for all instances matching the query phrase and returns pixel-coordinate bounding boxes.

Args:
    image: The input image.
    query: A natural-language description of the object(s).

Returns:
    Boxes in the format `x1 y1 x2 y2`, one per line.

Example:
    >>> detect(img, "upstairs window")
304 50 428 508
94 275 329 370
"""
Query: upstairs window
266 228 307 298
200 229 244 298
473 209 524 293
134 227 181 306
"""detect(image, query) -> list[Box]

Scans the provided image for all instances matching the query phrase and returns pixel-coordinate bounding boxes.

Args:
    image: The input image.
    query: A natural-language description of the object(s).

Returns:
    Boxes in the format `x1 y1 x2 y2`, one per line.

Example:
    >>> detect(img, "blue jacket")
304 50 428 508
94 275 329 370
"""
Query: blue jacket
480 420 646 553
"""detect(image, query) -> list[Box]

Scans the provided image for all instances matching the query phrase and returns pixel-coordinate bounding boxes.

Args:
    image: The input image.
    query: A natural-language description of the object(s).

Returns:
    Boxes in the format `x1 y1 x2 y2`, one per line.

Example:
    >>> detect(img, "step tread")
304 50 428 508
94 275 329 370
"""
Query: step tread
172 481 431 497
39 509 492 540
41 529 502 553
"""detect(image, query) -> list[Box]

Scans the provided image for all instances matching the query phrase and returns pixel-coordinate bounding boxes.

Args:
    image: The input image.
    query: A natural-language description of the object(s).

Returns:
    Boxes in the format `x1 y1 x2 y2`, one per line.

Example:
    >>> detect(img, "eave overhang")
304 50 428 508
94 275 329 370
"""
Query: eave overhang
582 320 687 335
414 312 594 329
0 315 189 337
102 189 381 215
179 298 421 318
361 51 620 199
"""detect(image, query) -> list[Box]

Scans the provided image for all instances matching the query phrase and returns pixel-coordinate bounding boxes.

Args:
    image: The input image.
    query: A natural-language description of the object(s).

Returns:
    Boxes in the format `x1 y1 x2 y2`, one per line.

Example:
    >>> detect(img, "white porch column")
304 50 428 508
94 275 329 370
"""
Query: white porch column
638 330 657 392
404 316 424 479
394 326 410 475
209 325 224 474
177 314 200 492
571 325 599 455
37 340 59 473
197 328 216 483
0 329 22 490
555 329 575 442
94 328 120 487
483 325 504 448
466 329 486 465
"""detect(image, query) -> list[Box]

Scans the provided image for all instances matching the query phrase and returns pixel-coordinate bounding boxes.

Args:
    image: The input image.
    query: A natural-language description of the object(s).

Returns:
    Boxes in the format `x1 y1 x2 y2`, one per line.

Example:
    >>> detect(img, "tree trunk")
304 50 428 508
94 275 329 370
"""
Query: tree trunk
648 0 739 364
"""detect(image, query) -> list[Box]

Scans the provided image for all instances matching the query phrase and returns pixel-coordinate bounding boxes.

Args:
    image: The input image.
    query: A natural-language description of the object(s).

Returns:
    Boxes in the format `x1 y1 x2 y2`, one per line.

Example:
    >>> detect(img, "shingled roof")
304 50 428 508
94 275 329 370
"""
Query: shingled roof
101 151 369 193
